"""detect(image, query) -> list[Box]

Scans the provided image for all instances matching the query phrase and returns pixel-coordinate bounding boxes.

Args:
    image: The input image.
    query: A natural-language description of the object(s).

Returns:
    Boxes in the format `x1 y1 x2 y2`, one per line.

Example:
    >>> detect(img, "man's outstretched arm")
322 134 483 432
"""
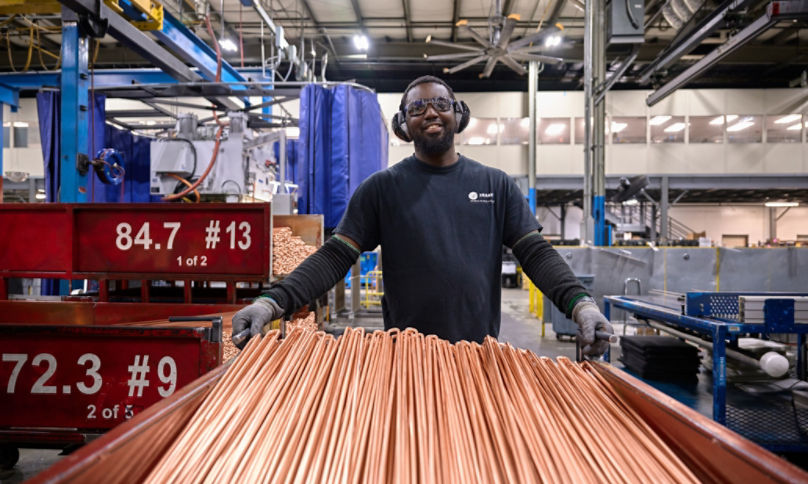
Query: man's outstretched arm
231 234 360 347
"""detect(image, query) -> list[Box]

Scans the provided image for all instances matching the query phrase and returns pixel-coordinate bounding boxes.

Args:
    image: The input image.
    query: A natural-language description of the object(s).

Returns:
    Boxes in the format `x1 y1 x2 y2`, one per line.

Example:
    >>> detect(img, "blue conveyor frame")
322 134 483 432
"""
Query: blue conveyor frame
604 292 808 426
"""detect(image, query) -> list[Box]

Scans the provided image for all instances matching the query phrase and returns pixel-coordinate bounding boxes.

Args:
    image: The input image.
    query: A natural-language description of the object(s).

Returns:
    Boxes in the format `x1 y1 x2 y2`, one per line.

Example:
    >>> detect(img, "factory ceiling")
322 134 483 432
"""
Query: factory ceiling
0 0 806 94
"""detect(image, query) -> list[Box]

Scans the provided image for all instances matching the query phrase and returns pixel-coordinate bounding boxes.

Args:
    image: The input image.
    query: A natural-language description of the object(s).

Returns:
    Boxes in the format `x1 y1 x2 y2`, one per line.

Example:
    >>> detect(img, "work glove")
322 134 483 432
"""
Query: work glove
572 298 614 357
231 297 284 349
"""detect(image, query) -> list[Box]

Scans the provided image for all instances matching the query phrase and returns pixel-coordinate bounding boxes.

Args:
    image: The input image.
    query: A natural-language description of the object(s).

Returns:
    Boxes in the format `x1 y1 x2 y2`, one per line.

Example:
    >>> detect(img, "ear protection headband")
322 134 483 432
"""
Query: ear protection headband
391 99 471 143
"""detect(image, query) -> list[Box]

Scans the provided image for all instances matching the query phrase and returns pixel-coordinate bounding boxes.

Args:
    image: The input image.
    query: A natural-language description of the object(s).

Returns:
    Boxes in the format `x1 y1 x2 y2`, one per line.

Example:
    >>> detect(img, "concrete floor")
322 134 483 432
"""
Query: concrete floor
0 288 605 481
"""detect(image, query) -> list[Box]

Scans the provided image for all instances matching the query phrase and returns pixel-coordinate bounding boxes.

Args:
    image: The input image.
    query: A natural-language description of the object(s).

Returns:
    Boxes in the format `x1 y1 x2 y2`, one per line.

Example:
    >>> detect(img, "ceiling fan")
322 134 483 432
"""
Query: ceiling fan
423 2 566 78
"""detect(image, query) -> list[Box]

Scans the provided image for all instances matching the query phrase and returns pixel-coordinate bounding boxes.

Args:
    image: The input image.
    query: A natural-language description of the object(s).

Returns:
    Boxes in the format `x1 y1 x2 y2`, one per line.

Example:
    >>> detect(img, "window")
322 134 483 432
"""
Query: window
766 114 802 143
539 117 570 144
649 115 685 143
611 117 646 144
727 115 762 143
459 117 498 145
689 116 725 143
13 122 28 148
574 117 586 144
500 117 529 145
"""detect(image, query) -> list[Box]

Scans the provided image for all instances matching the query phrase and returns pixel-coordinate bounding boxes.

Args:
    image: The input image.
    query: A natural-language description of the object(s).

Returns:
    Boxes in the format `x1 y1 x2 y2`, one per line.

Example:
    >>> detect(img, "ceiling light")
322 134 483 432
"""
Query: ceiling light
787 123 802 131
709 115 737 125
353 34 369 51
520 118 530 129
466 118 478 129
764 201 799 207
12 121 28 128
623 199 639 206
35 192 46 200
218 38 238 52
663 122 686 133
544 123 566 135
544 35 562 48
467 136 486 145
727 121 753 132
610 122 627 133
649 115 671 126
775 114 801 124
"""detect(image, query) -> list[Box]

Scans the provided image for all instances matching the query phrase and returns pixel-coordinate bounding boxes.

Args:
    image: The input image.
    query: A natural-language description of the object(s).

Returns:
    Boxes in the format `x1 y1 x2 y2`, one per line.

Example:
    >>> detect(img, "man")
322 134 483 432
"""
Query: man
233 75 613 356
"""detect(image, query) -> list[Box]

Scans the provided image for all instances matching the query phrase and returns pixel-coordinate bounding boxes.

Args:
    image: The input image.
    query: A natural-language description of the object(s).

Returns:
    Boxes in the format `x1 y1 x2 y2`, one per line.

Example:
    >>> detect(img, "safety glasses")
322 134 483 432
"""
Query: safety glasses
405 96 455 117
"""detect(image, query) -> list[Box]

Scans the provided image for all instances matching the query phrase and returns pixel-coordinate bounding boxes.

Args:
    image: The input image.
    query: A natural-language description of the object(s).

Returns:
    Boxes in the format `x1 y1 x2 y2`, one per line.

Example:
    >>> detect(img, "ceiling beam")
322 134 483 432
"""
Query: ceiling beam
297 0 341 66
348 0 366 32
451 0 460 42
403 0 413 42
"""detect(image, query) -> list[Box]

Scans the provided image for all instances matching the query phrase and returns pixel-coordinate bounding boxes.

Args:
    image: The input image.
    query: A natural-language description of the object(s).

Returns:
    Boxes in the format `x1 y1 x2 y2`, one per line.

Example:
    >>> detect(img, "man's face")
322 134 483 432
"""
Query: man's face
404 82 456 156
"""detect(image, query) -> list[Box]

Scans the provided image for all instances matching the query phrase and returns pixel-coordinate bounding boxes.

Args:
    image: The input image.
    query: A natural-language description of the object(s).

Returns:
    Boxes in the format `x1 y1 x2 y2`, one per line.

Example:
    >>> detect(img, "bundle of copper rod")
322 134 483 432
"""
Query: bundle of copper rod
273 226 317 275
144 327 698 483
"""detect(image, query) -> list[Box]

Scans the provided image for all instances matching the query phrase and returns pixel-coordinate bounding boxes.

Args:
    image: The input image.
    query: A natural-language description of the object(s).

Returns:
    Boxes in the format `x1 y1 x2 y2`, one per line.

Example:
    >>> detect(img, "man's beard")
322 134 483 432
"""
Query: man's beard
413 128 454 155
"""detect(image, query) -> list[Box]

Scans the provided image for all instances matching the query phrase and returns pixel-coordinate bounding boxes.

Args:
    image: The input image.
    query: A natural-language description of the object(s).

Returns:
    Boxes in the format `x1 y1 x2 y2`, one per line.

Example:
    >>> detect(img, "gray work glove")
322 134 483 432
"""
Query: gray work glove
572 298 614 357
231 297 284 349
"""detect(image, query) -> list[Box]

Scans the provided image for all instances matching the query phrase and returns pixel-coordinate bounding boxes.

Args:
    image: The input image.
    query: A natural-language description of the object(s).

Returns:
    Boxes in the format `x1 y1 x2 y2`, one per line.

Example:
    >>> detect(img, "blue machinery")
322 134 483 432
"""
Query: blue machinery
605 292 808 451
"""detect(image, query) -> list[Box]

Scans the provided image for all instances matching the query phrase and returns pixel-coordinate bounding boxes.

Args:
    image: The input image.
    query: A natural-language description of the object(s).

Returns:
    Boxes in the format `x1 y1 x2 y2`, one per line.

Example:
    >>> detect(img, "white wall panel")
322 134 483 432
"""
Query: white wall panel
680 145 726 173
608 145 648 174
761 143 804 173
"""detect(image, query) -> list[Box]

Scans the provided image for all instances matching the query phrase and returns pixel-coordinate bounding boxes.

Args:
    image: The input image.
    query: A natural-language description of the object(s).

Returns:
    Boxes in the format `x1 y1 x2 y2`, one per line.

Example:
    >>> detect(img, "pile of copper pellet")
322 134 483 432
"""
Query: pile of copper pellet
273 226 317 275
222 312 317 362
144 327 698 483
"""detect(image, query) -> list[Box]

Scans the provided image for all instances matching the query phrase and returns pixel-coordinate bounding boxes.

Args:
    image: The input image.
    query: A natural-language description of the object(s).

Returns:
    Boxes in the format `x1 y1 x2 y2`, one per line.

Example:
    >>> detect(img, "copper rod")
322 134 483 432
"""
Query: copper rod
142 327 699 484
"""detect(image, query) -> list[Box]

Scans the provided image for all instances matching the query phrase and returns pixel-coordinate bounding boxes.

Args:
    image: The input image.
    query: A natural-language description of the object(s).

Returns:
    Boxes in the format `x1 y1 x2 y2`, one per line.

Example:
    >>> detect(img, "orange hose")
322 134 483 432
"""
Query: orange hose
165 173 200 202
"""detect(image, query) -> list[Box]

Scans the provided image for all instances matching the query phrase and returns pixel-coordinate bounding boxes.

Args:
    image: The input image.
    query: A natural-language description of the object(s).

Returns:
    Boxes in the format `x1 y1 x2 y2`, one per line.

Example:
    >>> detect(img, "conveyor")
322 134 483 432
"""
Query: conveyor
605 291 808 452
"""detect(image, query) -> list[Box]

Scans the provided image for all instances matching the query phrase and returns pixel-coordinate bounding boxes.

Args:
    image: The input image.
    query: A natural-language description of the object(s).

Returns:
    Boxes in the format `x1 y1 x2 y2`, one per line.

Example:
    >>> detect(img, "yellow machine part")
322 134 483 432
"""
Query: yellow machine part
103 0 163 30
0 0 61 15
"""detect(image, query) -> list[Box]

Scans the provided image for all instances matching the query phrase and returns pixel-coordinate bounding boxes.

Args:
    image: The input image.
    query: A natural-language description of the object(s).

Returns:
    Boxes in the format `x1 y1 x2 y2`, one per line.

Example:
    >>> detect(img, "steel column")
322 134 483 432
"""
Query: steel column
593 0 606 246
528 61 538 215
660 175 669 242
59 19 89 203
583 0 594 244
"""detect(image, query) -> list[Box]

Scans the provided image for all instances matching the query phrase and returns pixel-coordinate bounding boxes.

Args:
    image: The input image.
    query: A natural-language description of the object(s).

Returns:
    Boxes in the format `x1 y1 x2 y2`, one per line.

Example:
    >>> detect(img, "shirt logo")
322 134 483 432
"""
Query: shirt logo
468 191 494 203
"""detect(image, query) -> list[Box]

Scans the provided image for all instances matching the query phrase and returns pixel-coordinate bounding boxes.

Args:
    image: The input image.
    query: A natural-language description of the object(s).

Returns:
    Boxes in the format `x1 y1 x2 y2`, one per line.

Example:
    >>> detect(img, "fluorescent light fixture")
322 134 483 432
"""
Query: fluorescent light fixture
727 121 753 132
709 114 737 125
486 123 499 135
466 117 478 128
649 115 671 126
35 192 46 200
775 114 801 124
623 199 639 206
467 136 486 145
343 54 367 59
787 123 802 131
544 35 562 48
544 123 566 136
610 122 627 133
12 121 28 128
218 38 238 52
353 34 369 51
764 201 799 207
663 122 686 133
520 118 530 129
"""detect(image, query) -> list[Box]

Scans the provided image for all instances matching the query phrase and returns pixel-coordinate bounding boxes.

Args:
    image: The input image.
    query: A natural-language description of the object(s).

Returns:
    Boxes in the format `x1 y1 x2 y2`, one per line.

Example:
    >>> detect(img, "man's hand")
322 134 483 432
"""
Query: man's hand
231 297 284 349
572 298 614 357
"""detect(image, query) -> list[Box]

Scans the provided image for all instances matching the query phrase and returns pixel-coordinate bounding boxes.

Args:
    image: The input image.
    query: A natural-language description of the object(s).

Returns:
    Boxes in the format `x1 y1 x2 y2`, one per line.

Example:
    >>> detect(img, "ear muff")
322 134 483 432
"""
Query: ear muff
454 100 471 133
391 110 412 142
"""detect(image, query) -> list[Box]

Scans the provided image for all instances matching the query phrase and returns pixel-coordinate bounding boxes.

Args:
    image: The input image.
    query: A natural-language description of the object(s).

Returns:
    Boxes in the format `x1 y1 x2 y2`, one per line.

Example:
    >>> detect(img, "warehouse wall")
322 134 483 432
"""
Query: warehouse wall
378 87 808 175
2 99 43 177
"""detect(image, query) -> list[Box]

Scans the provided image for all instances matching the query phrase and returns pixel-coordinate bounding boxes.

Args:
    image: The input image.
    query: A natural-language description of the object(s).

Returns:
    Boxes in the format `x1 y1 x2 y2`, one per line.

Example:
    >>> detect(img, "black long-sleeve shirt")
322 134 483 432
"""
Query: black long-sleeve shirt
265 155 587 343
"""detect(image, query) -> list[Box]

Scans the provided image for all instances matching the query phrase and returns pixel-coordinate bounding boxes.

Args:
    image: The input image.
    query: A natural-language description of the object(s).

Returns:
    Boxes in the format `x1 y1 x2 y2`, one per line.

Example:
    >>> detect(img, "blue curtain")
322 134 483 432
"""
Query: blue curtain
297 84 387 228
103 124 158 203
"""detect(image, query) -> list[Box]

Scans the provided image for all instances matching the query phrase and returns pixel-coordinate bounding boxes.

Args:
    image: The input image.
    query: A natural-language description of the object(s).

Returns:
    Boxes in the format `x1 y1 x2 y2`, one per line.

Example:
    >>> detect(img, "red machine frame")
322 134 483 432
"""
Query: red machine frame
0 203 271 303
